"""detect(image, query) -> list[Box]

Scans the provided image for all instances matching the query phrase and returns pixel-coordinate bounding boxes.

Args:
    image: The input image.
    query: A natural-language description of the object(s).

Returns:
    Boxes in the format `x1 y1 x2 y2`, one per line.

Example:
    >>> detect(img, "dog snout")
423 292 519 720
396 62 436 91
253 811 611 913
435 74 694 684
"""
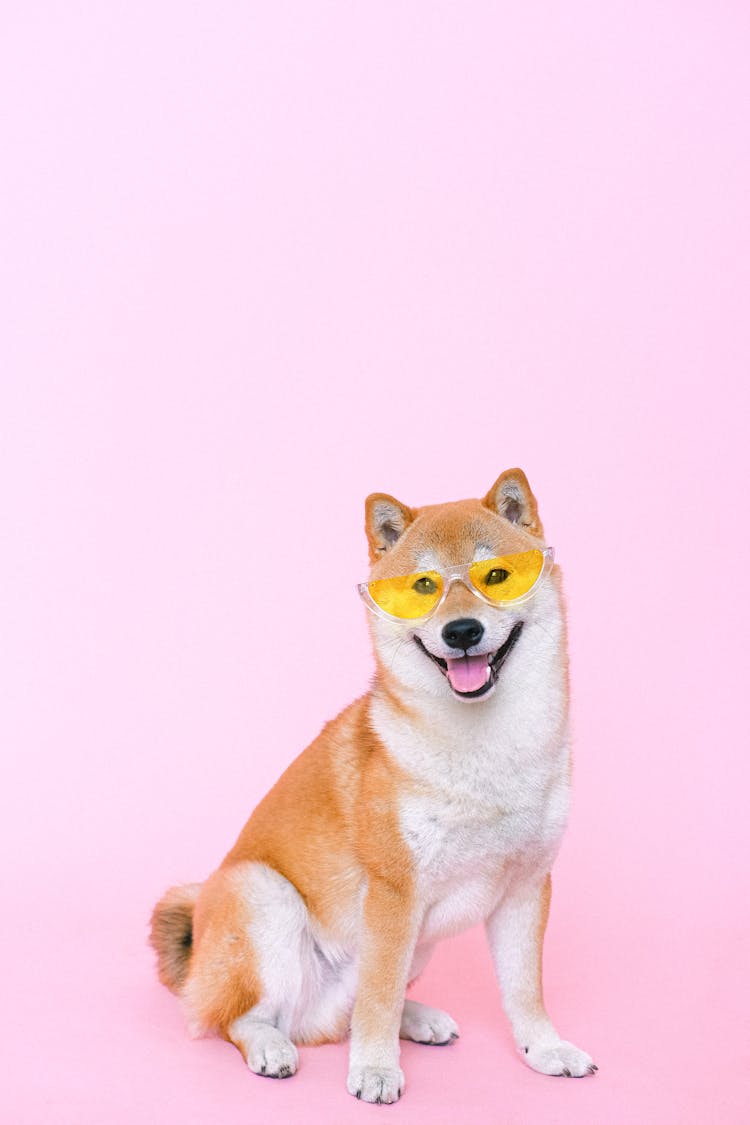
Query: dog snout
441 617 484 651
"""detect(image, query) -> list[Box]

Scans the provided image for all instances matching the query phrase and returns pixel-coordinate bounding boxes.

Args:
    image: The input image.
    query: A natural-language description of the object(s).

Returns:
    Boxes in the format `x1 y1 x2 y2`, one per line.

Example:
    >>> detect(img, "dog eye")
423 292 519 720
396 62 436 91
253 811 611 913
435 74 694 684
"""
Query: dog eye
412 576 437 595
485 568 510 585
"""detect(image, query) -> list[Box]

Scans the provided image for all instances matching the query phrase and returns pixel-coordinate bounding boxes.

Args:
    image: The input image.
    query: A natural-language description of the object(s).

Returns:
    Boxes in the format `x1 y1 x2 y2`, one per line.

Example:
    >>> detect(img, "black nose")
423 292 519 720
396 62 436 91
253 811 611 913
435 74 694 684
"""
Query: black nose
441 617 484 651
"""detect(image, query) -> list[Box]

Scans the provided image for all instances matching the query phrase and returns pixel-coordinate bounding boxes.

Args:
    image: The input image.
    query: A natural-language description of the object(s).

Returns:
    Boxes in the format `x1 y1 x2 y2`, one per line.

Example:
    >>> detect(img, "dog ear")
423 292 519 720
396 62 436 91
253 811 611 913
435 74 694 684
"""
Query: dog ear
365 494 415 562
483 469 544 537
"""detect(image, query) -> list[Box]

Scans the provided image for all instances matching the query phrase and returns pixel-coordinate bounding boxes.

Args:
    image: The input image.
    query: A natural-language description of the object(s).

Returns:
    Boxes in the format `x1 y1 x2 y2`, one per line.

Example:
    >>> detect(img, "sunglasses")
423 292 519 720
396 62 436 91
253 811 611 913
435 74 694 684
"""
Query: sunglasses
357 547 554 622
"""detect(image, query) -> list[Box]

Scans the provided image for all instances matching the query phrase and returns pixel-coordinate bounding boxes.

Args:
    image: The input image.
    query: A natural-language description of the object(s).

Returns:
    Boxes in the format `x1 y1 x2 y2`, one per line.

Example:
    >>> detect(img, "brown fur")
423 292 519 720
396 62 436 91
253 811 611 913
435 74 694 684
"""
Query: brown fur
536 873 552 1008
365 493 415 562
149 883 201 992
155 696 417 1045
483 467 544 537
183 866 262 1034
365 497 538 586
222 697 374 936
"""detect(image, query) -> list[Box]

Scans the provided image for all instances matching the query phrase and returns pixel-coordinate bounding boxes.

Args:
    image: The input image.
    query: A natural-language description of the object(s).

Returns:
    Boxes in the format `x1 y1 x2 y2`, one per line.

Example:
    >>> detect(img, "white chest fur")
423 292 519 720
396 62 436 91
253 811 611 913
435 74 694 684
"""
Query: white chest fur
397 759 569 941
369 649 571 942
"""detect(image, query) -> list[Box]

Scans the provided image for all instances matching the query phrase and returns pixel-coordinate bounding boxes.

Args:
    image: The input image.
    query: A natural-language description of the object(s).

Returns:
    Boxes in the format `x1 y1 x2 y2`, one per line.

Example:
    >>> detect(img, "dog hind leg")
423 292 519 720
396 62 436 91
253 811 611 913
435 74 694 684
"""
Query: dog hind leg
228 1006 299 1078
400 998 459 1045
400 945 460 1044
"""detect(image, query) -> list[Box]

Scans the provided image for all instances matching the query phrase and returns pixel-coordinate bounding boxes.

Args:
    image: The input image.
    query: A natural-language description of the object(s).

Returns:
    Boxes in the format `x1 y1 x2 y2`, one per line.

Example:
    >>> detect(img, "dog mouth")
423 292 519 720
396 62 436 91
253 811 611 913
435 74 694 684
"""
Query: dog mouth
414 623 524 699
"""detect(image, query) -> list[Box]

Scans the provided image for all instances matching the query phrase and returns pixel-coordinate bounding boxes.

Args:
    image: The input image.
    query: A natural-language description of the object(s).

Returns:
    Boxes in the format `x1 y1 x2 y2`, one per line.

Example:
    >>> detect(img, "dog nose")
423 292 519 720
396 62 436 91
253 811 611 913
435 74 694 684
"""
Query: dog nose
442 618 484 651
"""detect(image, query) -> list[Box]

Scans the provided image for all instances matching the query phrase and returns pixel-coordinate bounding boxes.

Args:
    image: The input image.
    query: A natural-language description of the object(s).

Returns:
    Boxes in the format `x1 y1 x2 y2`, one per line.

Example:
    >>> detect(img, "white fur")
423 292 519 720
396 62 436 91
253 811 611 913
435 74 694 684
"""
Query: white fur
400 999 459 1044
484 876 594 1074
346 1064 404 1104
229 1012 299 1078
228 862 360 1044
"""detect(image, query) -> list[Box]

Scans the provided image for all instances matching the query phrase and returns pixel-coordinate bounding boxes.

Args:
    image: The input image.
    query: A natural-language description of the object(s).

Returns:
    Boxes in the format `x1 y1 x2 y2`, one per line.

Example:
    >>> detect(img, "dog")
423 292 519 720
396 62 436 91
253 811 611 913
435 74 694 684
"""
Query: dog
150 468 596 1103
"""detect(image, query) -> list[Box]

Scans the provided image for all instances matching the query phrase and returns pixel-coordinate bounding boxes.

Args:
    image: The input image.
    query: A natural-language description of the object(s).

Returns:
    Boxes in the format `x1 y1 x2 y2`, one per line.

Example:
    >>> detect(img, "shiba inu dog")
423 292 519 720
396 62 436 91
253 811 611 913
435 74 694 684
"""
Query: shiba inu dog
150 469 597 1104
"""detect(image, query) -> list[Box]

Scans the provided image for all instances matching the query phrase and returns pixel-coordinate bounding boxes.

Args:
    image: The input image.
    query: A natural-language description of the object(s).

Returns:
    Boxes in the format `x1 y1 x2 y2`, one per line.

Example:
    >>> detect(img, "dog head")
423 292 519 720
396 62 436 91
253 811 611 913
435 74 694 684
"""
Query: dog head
363 470 564 704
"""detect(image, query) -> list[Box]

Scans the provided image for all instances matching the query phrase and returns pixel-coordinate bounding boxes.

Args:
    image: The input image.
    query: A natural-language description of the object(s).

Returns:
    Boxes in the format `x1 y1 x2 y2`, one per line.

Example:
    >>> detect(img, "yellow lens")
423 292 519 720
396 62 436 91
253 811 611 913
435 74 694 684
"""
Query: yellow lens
469 550 544 603
367 571 443 619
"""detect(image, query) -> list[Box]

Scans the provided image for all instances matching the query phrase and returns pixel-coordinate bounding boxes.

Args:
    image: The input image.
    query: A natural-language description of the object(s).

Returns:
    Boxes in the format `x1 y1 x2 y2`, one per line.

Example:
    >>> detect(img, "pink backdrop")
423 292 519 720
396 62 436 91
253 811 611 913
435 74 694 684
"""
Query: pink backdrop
2 3 748 1122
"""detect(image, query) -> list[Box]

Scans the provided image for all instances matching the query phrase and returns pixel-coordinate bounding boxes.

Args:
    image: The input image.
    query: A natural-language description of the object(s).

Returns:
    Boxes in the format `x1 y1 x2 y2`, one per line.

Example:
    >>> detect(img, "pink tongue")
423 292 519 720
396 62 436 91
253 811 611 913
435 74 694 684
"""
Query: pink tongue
446 655 490 694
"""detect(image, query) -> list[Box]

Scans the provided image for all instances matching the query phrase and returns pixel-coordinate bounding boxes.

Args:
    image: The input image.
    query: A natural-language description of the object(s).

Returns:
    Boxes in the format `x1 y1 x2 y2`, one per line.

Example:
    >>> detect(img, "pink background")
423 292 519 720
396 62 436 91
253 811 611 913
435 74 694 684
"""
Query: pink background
2 3 748 1122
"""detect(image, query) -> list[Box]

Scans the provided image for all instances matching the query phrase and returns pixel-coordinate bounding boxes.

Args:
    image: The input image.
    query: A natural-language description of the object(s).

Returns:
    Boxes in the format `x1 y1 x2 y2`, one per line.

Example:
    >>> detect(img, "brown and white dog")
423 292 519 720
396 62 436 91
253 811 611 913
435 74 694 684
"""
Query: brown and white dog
150 469 597 1104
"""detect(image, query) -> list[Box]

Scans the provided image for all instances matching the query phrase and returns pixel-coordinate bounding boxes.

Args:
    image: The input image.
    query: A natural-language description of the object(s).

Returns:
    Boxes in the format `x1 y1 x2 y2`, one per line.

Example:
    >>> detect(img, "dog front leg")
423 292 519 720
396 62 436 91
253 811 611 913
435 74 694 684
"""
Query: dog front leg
347 876 420 1104
485 873 597 1078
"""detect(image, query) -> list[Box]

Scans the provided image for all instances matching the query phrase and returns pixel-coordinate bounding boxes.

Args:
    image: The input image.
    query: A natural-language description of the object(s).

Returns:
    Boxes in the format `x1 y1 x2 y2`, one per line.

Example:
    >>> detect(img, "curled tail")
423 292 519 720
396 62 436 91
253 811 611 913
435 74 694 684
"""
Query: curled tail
149 883 202 993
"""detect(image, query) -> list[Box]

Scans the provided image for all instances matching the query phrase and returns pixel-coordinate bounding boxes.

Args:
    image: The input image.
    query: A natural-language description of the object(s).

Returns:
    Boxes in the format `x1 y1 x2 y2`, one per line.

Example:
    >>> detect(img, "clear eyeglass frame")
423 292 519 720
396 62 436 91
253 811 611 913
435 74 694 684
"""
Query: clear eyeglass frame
356 546 555 623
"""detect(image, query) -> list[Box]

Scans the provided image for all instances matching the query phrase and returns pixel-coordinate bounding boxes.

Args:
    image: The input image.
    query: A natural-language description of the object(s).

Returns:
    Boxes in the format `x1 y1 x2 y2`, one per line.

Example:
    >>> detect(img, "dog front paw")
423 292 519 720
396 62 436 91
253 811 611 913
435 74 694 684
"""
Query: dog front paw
523 1039 597 1078
347 1064 404 1104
